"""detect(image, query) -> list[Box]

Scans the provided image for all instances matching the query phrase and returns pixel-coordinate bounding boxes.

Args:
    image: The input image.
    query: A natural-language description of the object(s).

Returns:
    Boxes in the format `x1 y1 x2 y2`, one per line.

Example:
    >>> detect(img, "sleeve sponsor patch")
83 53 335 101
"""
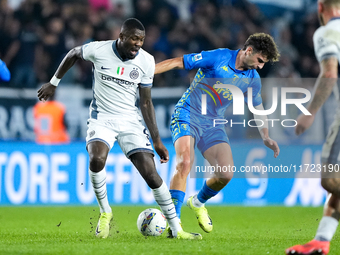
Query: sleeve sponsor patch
192 53 202 62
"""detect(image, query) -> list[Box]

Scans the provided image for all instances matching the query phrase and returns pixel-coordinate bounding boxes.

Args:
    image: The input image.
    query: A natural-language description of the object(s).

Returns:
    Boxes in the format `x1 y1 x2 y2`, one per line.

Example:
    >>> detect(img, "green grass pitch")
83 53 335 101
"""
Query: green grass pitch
0 206 338 255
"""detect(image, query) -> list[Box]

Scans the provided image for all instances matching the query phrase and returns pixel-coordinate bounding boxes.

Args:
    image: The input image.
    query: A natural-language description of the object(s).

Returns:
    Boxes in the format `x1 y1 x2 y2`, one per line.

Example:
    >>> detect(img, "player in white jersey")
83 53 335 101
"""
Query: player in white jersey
286 1 340 254
37 18 202 240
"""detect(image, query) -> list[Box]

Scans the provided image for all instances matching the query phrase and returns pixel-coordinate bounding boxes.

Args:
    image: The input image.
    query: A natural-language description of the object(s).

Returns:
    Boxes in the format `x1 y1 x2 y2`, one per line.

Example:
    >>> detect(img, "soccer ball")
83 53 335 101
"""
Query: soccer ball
136 208 167 236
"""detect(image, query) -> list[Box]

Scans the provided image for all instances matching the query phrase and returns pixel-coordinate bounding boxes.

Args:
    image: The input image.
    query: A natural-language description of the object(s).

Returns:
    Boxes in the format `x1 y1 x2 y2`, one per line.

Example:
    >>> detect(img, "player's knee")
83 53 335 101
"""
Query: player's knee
145 172 162 189
89 155 106 172
321 178 337 194
176 158 191 177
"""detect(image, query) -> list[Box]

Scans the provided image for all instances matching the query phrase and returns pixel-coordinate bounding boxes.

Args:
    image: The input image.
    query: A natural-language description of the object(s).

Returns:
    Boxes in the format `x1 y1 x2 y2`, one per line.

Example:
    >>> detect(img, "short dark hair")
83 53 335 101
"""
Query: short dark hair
322 0 340 8
121 18 145 33
243 33 280 62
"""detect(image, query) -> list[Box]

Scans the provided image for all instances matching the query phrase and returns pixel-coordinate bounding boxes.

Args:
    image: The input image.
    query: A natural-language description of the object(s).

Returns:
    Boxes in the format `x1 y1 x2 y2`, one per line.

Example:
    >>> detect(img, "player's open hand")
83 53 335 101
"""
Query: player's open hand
263 138 280 158
153 140 169 163
37 83 56 102
295 114 315 135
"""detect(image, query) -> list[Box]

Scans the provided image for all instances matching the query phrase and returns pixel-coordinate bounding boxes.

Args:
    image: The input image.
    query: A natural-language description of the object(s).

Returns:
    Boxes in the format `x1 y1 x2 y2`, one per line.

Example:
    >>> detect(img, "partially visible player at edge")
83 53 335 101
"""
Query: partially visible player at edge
155 33 280 235
37 18 201 240
286 0 340 254
0 59 10 82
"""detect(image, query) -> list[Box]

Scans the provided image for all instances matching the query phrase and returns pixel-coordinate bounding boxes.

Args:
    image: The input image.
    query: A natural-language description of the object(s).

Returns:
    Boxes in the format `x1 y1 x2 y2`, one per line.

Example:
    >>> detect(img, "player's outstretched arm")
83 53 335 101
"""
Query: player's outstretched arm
295 57 338 135
37 46 83 102
139 87 169 163
0 59 10 82
253 103 280 158
155 57 184 74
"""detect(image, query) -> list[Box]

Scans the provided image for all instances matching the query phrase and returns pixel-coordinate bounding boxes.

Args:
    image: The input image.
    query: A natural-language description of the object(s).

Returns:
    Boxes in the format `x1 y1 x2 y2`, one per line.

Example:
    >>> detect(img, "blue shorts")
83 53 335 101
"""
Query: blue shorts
170 107 230 154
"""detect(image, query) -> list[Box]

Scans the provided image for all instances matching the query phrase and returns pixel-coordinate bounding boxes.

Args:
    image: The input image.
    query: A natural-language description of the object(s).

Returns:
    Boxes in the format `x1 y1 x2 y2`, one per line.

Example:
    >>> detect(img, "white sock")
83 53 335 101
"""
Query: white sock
192 194 204 208
152 181 182 236
315 216 339 241
89 169 112 214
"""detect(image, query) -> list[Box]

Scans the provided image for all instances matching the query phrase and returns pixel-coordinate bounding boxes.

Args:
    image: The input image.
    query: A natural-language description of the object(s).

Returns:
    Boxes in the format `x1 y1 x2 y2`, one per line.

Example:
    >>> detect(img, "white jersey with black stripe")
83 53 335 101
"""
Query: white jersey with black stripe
314 18 340 114
313 18 340 63
82 40 155 120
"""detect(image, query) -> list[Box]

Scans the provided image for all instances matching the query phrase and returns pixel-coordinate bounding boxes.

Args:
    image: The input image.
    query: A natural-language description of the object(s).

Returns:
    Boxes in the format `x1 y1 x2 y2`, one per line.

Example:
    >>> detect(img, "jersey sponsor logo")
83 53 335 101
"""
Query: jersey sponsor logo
192 53 202 62
198 82 223 106
214 83 233 101
89 130 95 137
101 66 110 70
129 68 139 79
197 81 235 106
117 66 125 75
101 74 135 86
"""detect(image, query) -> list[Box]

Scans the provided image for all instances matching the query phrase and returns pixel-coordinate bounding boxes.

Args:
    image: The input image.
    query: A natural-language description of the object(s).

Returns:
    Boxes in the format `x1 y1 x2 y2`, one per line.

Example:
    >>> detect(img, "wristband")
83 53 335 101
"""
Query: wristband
50 75 61 86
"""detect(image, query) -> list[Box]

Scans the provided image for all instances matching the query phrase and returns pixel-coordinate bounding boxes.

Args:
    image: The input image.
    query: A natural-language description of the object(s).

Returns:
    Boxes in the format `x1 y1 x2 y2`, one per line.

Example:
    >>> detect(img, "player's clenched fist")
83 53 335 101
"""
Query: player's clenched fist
295 114 315 135
37 83 56 102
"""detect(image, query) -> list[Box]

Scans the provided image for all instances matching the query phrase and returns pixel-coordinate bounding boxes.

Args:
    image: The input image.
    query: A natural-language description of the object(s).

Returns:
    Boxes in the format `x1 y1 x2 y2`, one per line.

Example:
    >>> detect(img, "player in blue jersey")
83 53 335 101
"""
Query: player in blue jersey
155 33 280 234
0 59 10 82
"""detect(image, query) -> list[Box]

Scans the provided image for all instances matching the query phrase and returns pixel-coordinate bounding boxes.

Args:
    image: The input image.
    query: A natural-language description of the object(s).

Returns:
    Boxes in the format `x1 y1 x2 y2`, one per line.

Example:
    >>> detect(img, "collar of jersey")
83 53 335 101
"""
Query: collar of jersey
227 49 245 74
329 17 340 22
112 40 139 61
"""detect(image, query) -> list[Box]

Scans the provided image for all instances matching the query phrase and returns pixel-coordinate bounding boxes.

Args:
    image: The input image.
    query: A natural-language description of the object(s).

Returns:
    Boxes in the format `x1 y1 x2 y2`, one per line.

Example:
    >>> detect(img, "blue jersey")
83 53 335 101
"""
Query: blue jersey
0 59 10 82
175 48 262 119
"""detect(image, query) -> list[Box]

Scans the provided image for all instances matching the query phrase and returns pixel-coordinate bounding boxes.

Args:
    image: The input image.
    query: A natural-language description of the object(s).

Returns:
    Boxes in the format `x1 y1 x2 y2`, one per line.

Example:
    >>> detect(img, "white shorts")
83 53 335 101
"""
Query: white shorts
86 118 154 158
322 117 340 165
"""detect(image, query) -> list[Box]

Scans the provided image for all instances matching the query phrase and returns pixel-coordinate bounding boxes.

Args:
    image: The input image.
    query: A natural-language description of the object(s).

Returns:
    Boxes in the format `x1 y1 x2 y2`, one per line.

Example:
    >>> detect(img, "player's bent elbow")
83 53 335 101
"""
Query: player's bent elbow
140 99 153 110
322 70 338 80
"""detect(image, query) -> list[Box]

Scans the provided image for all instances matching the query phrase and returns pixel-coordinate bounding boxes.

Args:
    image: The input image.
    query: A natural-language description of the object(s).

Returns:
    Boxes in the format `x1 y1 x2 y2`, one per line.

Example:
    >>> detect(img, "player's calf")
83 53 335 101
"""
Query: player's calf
152 182 202 239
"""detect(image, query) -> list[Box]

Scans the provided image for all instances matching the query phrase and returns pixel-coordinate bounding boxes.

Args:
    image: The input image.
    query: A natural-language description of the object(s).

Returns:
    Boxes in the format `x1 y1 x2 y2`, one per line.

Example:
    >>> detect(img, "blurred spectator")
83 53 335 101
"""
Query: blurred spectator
0 0 322 89
277 28 299 64
166 0 192 21
112 0 134 18
9 20 39 88
88 0 111 11
35 17 67 83
33 94 70 144
133 0 156 28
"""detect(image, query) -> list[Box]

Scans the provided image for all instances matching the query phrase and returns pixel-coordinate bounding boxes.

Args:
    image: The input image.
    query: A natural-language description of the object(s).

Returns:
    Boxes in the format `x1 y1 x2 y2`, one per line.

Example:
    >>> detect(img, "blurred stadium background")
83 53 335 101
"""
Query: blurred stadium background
0 0 333 207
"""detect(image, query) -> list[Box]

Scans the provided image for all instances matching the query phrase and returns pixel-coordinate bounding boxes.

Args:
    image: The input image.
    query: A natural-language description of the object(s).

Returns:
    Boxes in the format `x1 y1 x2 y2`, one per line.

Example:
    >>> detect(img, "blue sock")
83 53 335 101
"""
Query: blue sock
170 189 185 219
197 181 219 203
